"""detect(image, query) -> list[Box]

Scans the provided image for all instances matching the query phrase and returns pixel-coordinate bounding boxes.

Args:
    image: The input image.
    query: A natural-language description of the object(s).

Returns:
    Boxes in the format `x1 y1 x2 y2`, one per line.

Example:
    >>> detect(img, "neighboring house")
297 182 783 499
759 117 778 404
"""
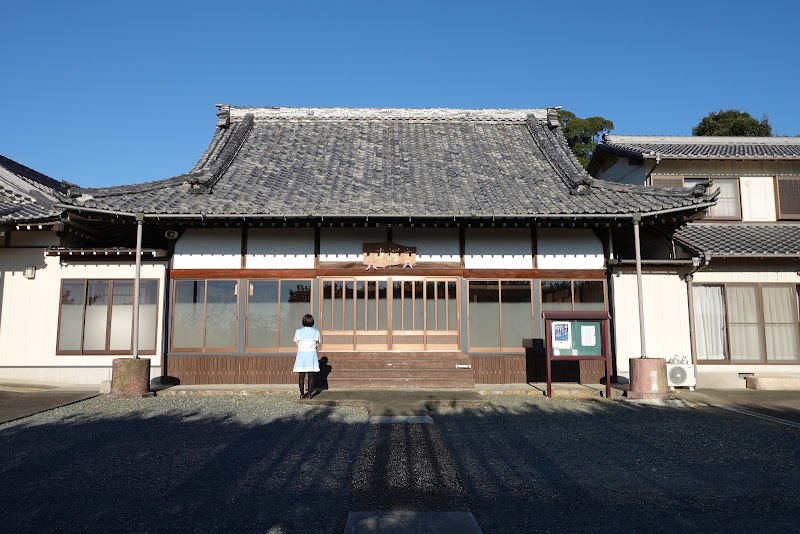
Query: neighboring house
1 107 715 386
589 135 800 387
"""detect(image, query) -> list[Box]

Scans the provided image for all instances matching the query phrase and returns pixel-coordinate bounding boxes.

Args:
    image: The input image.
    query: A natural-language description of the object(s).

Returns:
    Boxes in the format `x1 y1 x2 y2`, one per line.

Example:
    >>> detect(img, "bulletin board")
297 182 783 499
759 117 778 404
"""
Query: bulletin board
543 310 611 398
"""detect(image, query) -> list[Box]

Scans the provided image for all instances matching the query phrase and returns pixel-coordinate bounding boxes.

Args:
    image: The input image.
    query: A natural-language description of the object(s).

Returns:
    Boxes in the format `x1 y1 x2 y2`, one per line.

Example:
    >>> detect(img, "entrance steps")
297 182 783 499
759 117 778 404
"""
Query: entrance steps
319 352 474 388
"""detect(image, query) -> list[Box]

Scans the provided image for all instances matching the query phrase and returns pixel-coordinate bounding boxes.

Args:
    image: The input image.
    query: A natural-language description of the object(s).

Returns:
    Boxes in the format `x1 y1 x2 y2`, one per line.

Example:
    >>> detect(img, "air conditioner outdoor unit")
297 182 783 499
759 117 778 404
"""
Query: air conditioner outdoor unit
666 363 696 390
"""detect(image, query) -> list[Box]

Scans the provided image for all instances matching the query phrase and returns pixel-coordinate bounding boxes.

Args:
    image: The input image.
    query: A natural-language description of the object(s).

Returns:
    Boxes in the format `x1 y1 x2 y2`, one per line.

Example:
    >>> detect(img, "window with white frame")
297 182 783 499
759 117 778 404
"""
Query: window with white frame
693 284 800 362
57 279 159 355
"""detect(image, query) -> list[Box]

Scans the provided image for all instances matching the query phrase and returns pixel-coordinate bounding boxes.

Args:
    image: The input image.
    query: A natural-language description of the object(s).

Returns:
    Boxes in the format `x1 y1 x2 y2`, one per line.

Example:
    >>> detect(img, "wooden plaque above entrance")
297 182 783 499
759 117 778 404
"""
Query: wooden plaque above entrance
363 242 416 270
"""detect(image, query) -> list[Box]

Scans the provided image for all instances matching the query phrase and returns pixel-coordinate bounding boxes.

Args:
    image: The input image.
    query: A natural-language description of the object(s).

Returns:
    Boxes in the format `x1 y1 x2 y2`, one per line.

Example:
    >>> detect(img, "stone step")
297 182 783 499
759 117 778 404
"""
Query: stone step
326 377 475 388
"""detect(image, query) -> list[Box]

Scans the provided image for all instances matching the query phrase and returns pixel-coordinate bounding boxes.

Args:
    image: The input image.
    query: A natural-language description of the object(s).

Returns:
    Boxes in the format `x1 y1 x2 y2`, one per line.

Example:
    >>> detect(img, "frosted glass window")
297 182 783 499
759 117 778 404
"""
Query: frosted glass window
574 281 605 311
693 285 727 360
204 281 238 350
246 281 279 348
280 280 312 348
172 280 206 349
469 281 500 348
542 281 572 311
726 285 763 361
447 282 458 331
58 281 86 352
762 286 800 361
58 279 158 354
501 281 532 349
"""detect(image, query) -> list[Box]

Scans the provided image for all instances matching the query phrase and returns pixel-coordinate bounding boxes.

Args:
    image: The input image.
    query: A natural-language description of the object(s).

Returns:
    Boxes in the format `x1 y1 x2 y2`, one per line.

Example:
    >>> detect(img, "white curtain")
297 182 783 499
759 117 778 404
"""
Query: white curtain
726 286 764 361
763 286 800 361
693 285 726 360
711 179 740 218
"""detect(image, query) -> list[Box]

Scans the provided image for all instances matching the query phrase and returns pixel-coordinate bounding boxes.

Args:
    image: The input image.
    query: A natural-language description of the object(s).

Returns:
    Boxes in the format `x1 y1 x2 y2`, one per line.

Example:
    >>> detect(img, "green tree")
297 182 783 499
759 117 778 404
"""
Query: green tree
692 109 772 136
558 110 614 168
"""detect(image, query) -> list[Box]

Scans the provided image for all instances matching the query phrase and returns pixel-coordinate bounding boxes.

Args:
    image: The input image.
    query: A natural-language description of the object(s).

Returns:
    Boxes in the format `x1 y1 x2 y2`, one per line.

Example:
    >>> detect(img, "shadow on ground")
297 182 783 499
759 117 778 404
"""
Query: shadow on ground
0 395 798 533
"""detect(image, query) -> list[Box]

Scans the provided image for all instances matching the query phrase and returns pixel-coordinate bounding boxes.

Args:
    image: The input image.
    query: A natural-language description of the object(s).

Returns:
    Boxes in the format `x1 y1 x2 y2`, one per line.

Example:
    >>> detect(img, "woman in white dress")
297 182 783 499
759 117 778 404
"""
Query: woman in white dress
293 314 320 399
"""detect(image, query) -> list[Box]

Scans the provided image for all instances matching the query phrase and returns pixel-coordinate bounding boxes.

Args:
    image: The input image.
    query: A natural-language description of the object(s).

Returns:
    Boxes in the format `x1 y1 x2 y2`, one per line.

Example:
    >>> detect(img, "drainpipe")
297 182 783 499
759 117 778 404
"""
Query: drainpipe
632 213 646 358
684 252 712 365
132 212 144 359
645 152 663 184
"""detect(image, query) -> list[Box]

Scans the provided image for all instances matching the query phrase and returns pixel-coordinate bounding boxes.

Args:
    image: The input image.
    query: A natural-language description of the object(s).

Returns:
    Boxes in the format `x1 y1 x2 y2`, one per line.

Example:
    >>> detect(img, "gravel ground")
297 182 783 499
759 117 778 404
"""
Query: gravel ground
1 394 799 534
434 396 800 534
0 395 369 534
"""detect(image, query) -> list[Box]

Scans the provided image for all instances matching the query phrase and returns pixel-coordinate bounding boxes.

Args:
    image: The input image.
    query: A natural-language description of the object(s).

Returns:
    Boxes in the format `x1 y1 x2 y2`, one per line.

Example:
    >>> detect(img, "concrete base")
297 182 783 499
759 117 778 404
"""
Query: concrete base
746 376 800 391
627 358 670 400
696 372 747 389
110 358 151 396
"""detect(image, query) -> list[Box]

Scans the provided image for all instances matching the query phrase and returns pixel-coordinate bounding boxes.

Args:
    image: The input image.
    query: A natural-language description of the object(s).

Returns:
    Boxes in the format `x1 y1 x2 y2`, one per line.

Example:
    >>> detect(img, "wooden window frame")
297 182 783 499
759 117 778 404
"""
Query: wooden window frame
244 278 313 353
693 282 800 365
467 279 534 353
170 279 239 353
56 278 159 356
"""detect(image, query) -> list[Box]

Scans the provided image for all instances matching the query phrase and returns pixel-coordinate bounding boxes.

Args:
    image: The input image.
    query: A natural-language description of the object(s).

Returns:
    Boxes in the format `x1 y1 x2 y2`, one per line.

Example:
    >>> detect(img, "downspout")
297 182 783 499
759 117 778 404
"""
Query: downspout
684 252 712 365
132 212 144 359
645 152 663 184
632 213 647 358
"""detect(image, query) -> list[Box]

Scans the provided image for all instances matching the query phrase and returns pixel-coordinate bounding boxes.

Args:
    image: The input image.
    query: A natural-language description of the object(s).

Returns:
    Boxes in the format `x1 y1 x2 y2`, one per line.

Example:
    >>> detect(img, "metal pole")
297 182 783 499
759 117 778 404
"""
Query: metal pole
633 213 646 357
132 213 144 359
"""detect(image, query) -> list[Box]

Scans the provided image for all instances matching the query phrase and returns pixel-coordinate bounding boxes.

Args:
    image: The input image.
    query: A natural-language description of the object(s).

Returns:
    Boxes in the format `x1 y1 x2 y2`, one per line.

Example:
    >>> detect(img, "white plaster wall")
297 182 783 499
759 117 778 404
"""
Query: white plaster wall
0 253 166 385
464 228 533 269
172 228 242 269
536 228 604 269
392 228 459 262
319 227 387 262
611 271 691 376
693 266 800 284
594 161 647 185
740 176 777 222
246 228 315 269
9 231 60 247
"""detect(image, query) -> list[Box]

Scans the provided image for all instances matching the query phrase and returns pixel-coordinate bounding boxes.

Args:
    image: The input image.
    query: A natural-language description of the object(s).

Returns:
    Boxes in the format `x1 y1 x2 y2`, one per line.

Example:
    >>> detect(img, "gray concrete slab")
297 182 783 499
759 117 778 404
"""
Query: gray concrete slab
0 388 99 424
676 388 800 425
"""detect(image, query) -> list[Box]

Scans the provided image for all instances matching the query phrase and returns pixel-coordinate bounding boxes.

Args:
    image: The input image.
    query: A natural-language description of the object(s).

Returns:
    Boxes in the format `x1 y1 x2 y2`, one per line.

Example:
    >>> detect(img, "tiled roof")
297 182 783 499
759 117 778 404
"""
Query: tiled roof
0 155 66 223
674 223 800 257
61 106 715 220
598 135 800 159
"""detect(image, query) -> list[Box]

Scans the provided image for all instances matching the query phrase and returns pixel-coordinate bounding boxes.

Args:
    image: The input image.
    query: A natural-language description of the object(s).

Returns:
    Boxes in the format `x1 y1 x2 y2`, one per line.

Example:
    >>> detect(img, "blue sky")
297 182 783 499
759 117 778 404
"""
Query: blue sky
3 0 798 188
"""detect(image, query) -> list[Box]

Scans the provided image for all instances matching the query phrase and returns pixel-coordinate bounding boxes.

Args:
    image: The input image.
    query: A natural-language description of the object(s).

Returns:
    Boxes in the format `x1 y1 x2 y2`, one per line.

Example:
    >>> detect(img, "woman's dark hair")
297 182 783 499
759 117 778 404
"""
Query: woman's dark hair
302 314 315 327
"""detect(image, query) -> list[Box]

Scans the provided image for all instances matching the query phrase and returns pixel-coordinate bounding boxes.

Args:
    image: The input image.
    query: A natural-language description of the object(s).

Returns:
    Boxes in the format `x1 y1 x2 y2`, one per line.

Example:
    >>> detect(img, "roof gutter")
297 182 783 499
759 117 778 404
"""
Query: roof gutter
54 203 717 222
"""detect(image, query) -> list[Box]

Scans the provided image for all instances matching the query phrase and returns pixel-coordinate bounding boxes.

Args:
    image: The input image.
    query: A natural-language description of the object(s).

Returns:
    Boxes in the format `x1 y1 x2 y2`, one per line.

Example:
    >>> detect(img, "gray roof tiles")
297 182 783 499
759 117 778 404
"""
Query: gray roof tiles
599 135 800 159
674 223 800 257
64 107 715 219
0 155 65 223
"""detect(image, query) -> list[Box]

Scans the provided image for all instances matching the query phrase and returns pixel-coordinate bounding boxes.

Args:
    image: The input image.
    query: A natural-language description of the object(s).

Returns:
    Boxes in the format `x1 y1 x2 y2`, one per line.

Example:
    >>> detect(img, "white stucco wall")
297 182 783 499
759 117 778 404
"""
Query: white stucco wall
611 271 692 376
319 227 387 262
536 228 604 269
393 228 459 263
464 228 533 269
173 228 242 269
740 176 777 221
0 252 167 385
246 228 315 269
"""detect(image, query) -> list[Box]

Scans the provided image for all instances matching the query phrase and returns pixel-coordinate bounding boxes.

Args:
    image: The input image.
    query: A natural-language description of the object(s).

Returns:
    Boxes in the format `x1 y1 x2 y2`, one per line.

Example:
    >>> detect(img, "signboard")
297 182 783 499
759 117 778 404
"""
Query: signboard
363 242 416 270
551 320 601 356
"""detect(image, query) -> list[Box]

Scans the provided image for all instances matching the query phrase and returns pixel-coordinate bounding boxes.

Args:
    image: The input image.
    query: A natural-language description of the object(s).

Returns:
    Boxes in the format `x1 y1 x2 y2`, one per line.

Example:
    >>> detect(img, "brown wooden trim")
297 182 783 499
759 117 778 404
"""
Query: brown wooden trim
170 268 608 279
